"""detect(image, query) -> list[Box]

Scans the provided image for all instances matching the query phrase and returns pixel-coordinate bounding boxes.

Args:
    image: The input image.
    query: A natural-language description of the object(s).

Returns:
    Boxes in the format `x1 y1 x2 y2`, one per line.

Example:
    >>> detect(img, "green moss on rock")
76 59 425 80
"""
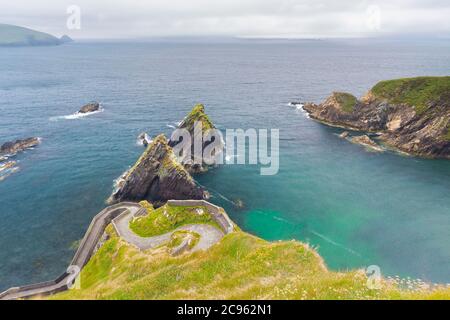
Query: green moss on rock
334 92 358 113
180 104 214 132
371 76 450 114
445 126 450 141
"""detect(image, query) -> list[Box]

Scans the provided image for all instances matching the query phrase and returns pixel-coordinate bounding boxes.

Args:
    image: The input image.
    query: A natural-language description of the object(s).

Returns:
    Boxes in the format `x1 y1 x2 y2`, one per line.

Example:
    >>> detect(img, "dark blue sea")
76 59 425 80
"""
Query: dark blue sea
0 39 449 290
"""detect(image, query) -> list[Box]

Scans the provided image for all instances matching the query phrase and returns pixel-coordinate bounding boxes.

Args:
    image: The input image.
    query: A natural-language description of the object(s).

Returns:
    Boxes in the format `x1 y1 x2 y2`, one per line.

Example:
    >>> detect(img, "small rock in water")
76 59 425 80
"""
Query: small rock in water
79 102 100 114
0 161 17 172
0 137 40 156
351 135 384 152
234 199 245 209
339 131 349 139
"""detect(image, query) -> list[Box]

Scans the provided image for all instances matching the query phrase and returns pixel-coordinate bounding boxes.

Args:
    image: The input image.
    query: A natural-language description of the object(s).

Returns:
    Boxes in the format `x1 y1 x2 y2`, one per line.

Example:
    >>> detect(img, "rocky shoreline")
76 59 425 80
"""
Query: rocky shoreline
0 137 41 182
302 77 450 159
0 137 40 157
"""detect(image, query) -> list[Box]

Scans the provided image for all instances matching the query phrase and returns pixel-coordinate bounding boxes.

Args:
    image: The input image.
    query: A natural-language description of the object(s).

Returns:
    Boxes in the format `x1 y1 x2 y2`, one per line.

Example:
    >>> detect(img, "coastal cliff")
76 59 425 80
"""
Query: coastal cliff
108 134 207 205
303 77 450 158
49 203 450 300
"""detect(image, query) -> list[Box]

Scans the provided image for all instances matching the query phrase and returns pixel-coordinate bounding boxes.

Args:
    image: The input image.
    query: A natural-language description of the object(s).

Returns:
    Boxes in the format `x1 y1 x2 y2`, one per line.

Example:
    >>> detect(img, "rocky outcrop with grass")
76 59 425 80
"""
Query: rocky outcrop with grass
169 104 223 173
108 134 207 205
303 77 450 158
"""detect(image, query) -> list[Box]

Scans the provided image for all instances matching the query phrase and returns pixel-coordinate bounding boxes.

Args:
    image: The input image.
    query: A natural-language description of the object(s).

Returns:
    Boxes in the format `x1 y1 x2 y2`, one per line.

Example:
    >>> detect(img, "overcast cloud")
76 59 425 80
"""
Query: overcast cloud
1 0 449 39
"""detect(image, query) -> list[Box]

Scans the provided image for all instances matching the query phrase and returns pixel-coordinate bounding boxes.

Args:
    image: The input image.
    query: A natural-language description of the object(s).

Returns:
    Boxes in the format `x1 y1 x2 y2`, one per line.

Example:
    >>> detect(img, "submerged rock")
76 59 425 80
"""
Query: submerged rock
234 199 245 209
0 137 40 156
0 161 19 181
79 102 100 114
303 77 450 159
0 161 17 172
108 134 207 204
350 135 384 152
169 104 223 173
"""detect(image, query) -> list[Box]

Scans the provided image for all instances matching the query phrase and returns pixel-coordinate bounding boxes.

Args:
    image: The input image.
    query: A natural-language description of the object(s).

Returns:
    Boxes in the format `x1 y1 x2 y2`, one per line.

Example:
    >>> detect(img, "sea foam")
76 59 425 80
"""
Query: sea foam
50 107 104 121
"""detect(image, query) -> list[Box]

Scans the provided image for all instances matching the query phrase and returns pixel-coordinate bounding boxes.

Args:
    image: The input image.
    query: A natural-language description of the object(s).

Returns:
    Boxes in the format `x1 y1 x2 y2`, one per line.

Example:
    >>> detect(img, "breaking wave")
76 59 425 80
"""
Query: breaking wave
287 102 310 118
136 133 152 146
50 107 104 121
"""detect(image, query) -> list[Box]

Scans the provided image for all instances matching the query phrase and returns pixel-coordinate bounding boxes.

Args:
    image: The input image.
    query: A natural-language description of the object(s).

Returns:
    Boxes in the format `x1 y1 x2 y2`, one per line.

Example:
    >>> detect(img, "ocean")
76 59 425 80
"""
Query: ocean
0 39 449 290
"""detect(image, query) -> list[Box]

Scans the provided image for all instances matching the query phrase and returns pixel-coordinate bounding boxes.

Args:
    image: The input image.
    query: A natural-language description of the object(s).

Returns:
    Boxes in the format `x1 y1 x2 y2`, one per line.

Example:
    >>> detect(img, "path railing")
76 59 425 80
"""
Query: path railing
167 200 235 234
0 202 139 300
0 200 233 300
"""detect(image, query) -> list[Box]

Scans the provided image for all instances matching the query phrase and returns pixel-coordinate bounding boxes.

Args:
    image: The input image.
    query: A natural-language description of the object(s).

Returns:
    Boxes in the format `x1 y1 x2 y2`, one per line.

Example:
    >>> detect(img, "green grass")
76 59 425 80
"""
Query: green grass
129 201 218 237
180 104 215 132
334 92 358 113
167 230 201 249
49 227 450 300
371 76 450 114
0 24 60 46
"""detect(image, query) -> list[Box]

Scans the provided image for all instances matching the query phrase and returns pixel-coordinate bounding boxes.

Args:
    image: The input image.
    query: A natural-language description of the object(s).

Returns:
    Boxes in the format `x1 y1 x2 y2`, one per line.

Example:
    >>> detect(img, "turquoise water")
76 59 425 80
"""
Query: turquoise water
0 39 449 290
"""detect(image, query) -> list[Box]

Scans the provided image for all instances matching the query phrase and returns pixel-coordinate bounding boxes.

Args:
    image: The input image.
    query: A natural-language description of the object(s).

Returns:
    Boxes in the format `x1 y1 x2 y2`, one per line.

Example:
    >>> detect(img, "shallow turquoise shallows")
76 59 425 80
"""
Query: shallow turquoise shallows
0 39 449 290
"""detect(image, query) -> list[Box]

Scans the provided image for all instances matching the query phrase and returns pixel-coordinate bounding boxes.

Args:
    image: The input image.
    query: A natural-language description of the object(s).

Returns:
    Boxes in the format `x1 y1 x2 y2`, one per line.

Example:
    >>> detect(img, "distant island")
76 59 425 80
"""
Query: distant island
0 23 73 47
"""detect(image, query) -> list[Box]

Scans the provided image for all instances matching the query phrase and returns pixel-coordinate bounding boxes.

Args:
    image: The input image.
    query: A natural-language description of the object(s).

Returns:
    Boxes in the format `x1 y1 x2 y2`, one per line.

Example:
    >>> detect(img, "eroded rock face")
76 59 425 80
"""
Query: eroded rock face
108 134 207 204
0 137 40 156
79 102 100 113
303 78 450 159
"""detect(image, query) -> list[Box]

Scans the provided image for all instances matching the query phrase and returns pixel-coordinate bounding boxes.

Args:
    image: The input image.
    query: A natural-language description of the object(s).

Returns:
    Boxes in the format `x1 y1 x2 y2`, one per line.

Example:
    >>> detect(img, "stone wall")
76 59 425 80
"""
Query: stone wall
0 202 139 300
0 200 234 300
167 199 234 234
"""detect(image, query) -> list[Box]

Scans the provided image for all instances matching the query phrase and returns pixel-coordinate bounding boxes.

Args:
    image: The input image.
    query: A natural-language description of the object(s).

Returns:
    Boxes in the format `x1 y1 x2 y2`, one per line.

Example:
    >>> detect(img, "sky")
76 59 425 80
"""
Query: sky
1 0 450 39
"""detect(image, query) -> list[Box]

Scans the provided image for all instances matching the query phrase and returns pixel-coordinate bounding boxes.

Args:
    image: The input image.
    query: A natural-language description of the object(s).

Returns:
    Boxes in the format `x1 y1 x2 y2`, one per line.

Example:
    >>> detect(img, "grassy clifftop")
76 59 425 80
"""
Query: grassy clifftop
50 213 449 300
333 92 358 113
371 76 450 114
129 201 219 237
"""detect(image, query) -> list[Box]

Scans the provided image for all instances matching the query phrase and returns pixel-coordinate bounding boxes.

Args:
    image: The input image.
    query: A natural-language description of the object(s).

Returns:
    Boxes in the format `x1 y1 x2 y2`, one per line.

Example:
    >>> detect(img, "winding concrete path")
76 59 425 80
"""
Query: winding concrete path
0 200 230 300
112 207 224 252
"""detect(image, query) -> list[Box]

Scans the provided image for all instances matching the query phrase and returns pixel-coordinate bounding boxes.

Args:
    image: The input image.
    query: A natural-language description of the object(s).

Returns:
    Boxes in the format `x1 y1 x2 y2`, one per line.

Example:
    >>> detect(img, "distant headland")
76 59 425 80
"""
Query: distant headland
0 23 73 47
302 76 450 159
